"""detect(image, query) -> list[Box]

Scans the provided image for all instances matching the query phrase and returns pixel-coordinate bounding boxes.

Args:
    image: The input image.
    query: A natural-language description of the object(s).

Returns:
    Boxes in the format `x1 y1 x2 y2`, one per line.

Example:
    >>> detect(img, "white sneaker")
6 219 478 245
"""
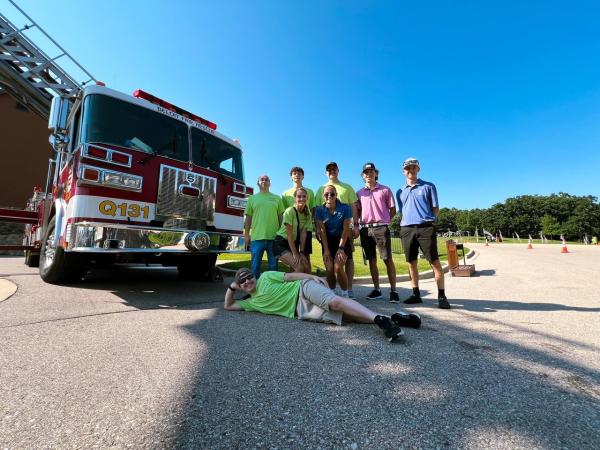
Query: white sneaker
347 290 355 299
340 290 349 298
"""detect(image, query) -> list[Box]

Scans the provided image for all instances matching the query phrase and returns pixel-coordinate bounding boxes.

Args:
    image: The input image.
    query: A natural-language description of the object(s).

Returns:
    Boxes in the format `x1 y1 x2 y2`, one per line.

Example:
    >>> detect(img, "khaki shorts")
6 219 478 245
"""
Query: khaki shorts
296 279 343 326
360 225 392 261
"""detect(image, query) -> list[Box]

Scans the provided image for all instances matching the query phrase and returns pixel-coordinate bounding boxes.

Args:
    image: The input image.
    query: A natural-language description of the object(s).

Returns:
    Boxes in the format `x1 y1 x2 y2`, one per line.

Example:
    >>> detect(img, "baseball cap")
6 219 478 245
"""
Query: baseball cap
403 158 420 169
325 161 338 170
362 162 377 173
235 267 254 284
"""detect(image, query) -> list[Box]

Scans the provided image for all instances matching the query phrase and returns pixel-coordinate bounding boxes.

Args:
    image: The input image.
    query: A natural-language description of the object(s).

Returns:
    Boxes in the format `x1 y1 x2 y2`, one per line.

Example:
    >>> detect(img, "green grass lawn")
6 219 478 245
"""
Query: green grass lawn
218 238 458 277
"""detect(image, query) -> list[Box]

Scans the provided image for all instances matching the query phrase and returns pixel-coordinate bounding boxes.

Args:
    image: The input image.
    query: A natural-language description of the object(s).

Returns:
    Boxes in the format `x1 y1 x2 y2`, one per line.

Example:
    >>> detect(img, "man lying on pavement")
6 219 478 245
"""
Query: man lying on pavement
224 268 421 342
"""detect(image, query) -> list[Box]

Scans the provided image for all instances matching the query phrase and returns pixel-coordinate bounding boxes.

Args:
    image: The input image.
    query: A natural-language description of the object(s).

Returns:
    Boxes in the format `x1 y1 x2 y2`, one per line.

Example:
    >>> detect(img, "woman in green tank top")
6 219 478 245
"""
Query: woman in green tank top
272 187 312 273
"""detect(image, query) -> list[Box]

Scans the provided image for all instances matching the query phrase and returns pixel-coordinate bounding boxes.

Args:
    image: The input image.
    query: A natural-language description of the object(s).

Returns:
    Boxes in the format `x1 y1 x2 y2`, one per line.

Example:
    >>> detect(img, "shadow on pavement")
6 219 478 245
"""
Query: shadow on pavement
450 298 600 313
76 265 225 310
472 269 496 276
165 300 600 449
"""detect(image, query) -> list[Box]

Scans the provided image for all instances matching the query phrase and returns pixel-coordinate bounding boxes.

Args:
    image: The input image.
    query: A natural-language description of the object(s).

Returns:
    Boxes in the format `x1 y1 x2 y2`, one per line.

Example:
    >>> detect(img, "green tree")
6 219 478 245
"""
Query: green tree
540 214 562 239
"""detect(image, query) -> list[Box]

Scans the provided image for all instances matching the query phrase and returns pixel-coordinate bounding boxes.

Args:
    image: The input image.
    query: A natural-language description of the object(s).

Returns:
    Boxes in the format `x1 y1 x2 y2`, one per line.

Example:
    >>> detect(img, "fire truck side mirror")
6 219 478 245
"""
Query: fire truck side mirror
48 96 71 134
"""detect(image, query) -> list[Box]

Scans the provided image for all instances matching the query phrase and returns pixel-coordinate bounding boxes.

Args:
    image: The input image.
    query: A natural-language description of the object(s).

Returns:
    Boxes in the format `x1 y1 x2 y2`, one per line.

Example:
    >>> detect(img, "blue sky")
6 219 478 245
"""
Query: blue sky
5 0 600 209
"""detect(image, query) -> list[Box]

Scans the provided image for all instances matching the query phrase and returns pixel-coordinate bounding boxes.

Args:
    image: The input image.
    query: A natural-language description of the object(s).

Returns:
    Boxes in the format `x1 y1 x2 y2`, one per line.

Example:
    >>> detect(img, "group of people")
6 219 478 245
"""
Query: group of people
226 158 449 342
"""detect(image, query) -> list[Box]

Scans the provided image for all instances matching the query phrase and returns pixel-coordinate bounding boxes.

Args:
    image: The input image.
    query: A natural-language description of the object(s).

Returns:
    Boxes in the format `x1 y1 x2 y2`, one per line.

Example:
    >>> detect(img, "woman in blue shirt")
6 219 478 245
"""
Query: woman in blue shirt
314 185 353 296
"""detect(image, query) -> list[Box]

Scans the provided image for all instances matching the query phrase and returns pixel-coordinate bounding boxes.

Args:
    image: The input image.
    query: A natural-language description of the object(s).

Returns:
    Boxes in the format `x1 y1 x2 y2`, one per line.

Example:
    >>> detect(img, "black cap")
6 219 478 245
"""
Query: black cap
362 162 377 173
234 267 254 284
325 161 338 170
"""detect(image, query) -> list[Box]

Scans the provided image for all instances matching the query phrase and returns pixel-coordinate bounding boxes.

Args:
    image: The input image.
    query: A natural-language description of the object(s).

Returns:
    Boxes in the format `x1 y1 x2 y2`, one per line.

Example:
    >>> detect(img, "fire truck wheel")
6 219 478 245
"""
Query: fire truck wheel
39 217 86 284
177 254 218 280
25 250 40 268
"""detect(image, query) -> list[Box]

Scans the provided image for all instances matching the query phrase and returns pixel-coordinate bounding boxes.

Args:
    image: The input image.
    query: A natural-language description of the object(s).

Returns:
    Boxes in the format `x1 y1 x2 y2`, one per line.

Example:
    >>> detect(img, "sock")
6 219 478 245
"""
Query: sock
412 287 420 297
438 289 446 298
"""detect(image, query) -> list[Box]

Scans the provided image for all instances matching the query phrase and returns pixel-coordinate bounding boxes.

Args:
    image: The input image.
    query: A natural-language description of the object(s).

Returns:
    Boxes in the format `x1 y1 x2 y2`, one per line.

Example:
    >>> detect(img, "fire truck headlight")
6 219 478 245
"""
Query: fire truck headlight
102 171 143 192
227 195 247 210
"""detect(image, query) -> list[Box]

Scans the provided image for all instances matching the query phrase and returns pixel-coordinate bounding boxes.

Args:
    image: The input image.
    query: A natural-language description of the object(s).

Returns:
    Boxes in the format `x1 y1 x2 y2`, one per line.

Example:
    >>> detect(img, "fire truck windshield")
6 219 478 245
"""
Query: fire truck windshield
80 94 189 161
191 128 244 181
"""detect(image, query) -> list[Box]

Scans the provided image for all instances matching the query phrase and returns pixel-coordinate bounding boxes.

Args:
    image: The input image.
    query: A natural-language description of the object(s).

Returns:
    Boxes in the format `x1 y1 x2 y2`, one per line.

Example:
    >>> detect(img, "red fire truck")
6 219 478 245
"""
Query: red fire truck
0 4 251 283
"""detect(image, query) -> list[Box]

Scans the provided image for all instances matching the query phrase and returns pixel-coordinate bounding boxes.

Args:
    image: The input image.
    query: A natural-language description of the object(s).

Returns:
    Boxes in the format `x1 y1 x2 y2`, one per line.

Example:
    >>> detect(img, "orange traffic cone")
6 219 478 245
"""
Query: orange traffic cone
561 240 569 253
527 238 533 250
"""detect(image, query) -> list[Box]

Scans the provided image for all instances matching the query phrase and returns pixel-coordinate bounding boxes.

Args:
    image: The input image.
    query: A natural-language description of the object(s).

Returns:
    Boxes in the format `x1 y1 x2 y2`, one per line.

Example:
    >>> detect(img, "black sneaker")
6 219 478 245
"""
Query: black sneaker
366 289 383 300
438 296 451 309
403 295 423 304
391 312 422 329
376 316 404 342
389 291 400 303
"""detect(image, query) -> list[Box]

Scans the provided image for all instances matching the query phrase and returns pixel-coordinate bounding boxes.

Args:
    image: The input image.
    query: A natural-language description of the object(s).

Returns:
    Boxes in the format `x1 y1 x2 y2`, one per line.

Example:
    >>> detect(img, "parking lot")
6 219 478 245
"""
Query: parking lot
1 243 599 449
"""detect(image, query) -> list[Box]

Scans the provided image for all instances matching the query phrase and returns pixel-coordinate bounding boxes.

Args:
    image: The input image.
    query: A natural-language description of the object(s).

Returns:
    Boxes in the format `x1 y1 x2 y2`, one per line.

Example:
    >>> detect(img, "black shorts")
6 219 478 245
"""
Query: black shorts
273 235 292 258
400 224 438 263
321 234 353 260
303 231 313 255
274 233 312 257
360 225 392 261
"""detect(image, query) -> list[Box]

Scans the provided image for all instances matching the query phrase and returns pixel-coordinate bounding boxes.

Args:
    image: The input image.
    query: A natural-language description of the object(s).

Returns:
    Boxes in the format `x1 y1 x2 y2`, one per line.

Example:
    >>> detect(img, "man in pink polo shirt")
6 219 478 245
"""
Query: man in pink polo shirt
356 163 399 302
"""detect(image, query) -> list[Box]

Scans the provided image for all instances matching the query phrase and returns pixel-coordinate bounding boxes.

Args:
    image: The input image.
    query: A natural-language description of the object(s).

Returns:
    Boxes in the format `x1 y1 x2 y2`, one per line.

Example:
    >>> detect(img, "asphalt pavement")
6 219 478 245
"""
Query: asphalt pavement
0 243 599 449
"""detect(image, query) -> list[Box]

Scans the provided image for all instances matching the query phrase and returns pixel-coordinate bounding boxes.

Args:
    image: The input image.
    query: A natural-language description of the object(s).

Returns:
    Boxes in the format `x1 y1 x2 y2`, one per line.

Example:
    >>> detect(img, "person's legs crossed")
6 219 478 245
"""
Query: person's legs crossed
303 280 375 323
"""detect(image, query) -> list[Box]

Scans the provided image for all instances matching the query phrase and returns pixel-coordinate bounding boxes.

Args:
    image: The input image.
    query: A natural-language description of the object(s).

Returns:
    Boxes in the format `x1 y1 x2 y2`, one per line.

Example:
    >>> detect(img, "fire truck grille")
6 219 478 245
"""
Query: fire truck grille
156 164 217 230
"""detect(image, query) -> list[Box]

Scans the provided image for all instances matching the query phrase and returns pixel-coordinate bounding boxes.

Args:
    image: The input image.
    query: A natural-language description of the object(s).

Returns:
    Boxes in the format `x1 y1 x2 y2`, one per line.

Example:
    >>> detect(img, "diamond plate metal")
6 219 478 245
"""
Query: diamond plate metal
156 164 216 230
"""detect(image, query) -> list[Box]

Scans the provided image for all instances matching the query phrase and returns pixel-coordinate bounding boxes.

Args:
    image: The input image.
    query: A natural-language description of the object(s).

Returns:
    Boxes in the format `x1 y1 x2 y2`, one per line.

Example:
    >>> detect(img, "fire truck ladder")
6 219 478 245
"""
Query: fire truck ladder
0 0 96 119
1 1 97 252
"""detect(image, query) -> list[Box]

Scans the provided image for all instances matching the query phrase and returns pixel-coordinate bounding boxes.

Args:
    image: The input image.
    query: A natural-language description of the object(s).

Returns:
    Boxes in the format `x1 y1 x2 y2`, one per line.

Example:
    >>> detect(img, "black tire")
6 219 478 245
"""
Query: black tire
39 217 86 284
25 250 40 268
177 254 218 280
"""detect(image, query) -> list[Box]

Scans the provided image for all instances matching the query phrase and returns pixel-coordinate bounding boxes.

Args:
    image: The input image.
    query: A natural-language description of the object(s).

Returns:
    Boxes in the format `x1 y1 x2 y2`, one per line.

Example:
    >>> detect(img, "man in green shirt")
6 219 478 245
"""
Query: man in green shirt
315 162 359 298
281 166 316 272
244 175 285 278
224 268 422 342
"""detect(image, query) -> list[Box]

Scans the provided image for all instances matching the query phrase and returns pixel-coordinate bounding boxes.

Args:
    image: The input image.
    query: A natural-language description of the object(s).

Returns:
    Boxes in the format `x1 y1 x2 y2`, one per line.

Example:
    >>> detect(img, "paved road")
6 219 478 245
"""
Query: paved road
1 243 599 449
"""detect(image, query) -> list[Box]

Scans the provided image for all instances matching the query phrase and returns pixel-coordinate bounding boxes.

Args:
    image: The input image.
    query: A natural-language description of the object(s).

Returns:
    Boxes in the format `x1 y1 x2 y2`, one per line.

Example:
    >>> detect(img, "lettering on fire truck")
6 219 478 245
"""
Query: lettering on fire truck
99 200 151 219
66 195 156 222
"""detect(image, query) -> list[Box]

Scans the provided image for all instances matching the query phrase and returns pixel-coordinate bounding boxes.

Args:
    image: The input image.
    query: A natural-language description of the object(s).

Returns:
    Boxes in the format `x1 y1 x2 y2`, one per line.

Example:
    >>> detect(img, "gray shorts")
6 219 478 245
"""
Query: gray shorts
296 279 343 326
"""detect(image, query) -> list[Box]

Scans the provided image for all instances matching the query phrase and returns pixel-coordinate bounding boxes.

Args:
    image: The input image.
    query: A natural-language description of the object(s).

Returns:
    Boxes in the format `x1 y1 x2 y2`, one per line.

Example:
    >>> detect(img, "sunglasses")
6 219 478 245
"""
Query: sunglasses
238 276 254 284
324 192 336 198
259 178 270 182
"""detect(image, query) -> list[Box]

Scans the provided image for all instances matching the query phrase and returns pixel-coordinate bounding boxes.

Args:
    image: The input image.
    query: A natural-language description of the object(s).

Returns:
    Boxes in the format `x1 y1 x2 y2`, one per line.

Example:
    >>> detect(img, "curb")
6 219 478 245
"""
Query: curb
219 249 478 281
0 278 17 303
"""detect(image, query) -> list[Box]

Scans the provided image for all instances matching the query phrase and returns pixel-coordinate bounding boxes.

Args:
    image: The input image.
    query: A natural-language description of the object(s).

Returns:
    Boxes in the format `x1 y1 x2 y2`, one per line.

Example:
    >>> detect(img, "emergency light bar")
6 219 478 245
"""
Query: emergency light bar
133 89 217 130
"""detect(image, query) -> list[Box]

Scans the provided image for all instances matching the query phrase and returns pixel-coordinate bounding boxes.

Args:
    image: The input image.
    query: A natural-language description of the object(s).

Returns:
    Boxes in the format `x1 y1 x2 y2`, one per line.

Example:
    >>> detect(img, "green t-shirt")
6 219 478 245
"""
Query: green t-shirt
281 186 316 211
244 192 285 240
238 271 300 318
315 180 358 207
276 206 313 240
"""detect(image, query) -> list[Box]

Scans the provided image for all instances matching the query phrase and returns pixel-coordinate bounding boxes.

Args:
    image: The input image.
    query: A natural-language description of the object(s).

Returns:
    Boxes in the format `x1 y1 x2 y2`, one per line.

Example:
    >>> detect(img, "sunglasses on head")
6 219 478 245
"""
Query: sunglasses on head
324 192 336 198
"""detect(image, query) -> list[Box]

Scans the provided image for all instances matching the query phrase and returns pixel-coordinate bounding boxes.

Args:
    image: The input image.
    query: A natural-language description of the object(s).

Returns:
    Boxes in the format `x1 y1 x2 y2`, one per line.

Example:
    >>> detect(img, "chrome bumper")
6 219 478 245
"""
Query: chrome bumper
66 221 246 253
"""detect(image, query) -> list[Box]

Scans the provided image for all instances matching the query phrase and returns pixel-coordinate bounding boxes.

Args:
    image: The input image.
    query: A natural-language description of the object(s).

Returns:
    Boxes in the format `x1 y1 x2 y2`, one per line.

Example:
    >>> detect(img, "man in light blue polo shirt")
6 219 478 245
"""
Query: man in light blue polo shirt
396 158 450 309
